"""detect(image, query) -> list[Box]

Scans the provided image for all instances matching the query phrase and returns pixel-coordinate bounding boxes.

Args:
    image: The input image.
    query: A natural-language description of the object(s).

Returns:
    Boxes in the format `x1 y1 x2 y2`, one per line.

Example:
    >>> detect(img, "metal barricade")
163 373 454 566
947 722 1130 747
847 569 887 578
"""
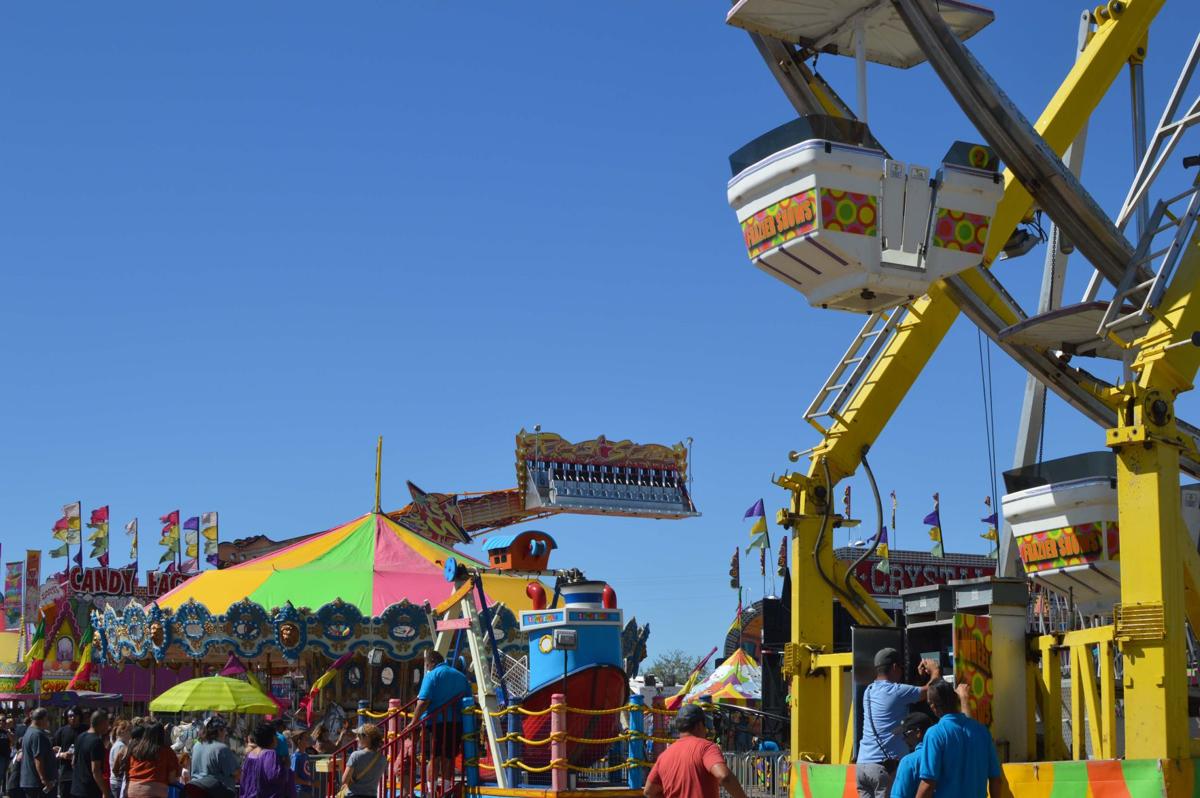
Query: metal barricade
721 752 790 798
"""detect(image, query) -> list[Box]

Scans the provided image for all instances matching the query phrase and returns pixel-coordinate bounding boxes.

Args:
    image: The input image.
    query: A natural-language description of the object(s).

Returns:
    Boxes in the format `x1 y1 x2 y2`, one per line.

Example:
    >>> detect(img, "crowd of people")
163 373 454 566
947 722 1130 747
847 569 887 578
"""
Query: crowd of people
856 647 1003 798
0 650 471 798
641 645 1006 798
0 708 374 798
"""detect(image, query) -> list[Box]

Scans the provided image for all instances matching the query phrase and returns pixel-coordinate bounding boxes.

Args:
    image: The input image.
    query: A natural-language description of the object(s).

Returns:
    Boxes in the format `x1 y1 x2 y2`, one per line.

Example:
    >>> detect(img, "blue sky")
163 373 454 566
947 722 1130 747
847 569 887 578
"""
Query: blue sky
1 2 1197 661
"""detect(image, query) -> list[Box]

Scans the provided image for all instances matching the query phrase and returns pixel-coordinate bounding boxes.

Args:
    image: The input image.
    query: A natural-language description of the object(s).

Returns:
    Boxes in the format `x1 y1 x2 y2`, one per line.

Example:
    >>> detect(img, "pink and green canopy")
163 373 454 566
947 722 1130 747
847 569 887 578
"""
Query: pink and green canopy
157 512 534 615
683 648 762 704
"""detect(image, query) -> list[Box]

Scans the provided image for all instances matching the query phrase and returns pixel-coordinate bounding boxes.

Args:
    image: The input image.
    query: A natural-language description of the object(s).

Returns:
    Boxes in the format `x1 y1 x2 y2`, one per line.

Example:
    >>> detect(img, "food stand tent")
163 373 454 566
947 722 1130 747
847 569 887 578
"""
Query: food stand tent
156 511 536 614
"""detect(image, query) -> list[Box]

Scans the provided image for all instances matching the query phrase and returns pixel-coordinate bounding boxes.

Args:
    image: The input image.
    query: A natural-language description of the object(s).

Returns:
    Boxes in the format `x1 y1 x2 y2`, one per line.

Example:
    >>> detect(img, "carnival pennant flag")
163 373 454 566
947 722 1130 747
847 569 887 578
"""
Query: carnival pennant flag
776 537 788 578
87 506 110 567
980 497 999 557
745 498 770 551
67 624 95 690
200 512 219 566
727 589 744 635
3 563 22 630
874 527 891 574
159 511 180 564
843 485 852 519
61 503 81 541
16 615 46 689
125 519 139 567
728 548 740 590
49 536 69 559
51 502 82 559
182 516 200 572
924 493 945 558
299 652 355 724
890 491 897 542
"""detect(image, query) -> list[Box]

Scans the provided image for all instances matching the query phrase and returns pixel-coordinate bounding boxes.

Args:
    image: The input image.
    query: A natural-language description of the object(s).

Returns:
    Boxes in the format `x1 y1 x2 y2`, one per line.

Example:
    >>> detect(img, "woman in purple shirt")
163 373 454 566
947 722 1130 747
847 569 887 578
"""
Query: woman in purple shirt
239 725 292 798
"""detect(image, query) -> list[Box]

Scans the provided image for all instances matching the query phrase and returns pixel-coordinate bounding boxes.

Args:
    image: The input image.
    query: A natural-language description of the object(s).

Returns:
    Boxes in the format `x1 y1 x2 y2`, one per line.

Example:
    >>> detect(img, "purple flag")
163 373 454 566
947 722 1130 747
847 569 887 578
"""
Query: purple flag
219 653 247 677
744 499 765 519
980 512 998 526
206 552 219 567
922 509 941 526
182 516 200 531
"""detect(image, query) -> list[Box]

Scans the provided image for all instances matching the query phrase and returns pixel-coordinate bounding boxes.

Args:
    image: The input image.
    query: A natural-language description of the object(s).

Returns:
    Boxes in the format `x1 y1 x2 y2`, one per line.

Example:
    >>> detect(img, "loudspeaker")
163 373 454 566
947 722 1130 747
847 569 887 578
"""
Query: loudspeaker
761 597 787 649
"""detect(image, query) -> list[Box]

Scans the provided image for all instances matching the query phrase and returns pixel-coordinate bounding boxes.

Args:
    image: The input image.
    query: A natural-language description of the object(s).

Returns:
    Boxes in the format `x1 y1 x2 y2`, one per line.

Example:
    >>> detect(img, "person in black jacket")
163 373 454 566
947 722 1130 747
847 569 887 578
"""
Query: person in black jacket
0 716 15 796
52 710 86 798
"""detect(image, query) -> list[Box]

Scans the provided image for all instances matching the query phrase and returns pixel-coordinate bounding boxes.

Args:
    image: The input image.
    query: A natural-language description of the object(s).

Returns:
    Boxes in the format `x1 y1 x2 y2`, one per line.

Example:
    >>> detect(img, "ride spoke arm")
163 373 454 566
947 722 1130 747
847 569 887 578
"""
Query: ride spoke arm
803 2 1158 485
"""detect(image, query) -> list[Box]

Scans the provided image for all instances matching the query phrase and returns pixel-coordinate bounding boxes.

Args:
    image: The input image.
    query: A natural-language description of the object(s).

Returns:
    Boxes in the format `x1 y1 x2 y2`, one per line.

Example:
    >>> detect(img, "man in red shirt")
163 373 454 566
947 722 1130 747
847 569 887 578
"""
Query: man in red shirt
644 705 749 798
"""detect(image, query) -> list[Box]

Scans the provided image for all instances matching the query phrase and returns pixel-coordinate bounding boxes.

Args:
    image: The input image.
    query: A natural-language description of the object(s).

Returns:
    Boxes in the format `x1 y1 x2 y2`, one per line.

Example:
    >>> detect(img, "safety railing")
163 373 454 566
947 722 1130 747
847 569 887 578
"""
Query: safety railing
465 693 681 790
319 695 694 797
324 696 417 798
721 752 790 798
1027 624 1119 761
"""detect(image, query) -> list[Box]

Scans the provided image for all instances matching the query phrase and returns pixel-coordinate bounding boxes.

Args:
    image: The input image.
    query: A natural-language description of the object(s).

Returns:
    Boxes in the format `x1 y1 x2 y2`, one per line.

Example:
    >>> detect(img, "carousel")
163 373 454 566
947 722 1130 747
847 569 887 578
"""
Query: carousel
92 509 534 713
92 432 688 719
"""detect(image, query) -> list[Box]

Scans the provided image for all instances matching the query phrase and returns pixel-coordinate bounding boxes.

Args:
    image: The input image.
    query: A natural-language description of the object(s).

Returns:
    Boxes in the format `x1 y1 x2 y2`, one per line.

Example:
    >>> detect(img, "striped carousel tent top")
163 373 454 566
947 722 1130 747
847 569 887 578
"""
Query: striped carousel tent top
684 647 762 703
156 511 536 615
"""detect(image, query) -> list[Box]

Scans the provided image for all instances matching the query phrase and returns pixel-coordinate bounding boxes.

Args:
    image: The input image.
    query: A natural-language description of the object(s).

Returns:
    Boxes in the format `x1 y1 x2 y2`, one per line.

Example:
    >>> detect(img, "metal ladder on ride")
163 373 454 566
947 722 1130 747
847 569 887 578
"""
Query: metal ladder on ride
1097 182 1200 335
1097 33 1200 336
432 590 511 788
803 305 905 435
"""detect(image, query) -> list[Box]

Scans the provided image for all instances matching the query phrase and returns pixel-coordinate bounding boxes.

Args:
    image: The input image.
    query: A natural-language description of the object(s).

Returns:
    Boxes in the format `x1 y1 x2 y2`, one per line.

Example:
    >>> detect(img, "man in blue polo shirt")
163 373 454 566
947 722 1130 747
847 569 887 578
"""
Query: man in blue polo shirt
856 649 941 798
410 650 469 788
916 682 1003 798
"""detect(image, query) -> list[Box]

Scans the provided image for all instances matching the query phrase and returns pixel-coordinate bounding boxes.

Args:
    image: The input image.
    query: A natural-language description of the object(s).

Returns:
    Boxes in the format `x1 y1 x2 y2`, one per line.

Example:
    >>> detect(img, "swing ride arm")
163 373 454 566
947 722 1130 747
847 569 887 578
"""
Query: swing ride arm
766 2 1164 763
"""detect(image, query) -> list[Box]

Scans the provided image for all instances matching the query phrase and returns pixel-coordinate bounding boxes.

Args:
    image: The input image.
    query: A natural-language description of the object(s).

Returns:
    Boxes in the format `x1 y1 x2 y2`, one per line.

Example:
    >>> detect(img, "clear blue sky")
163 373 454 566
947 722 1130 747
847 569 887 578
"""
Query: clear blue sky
1 2 1197 662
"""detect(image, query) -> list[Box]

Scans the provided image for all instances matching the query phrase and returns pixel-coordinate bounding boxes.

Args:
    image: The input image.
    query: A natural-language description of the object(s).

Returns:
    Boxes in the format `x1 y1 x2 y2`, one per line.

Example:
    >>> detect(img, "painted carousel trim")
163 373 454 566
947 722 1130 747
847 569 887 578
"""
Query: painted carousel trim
91 596 523 664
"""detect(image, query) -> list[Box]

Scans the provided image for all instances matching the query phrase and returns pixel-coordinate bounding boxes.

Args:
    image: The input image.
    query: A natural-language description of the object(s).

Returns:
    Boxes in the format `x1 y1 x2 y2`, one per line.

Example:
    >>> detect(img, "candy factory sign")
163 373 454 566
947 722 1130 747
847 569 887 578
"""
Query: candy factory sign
67 567 191 600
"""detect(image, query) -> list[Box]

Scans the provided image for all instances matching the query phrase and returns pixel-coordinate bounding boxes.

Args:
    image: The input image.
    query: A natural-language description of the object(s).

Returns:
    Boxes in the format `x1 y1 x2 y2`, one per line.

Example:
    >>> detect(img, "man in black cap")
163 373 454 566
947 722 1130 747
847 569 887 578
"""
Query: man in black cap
644 705 748 798
856 648 940 798
889 712 934 798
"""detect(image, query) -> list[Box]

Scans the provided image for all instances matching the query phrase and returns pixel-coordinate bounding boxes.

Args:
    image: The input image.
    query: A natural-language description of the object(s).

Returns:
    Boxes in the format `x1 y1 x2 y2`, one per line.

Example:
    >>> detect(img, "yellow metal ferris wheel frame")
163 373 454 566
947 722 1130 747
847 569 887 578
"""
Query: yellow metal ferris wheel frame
765 0 1200 766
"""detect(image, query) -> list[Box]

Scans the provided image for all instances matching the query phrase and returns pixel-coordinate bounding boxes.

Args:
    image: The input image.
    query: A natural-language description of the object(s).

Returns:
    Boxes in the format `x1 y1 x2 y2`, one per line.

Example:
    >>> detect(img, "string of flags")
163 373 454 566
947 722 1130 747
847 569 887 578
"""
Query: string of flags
50 503 81 562
47 503 218 573
924 493 945 558
981 496 999 558
874 527 890 574
87 507 109 567
744 498 770 551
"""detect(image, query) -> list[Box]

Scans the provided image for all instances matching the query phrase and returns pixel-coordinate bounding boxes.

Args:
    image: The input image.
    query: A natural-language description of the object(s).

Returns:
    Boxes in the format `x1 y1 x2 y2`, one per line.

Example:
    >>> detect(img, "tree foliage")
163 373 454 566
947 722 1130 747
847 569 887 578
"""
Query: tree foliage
646 648 708 686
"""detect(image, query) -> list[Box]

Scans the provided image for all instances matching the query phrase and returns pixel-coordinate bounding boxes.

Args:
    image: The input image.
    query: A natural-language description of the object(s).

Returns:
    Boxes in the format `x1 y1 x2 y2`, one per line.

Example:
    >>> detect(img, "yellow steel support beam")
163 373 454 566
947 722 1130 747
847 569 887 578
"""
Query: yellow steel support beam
785 487 838 761
783 0 1162 764
811 652 855 763
1071 643 1103 759
1108 216 1200 760
1024 660 1039 761
1035 635 1067 760
1098 638 1117 759
1109 425 1189 759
